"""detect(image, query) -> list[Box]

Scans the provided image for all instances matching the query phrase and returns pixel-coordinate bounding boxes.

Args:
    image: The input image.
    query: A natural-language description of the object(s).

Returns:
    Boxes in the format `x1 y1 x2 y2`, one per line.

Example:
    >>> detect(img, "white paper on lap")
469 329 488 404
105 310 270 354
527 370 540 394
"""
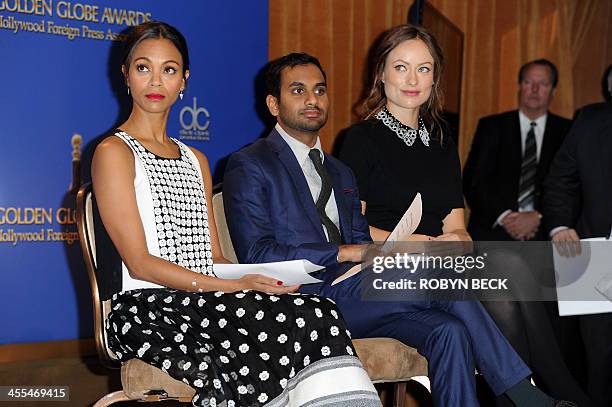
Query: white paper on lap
213 260 324 286
331 193 422 286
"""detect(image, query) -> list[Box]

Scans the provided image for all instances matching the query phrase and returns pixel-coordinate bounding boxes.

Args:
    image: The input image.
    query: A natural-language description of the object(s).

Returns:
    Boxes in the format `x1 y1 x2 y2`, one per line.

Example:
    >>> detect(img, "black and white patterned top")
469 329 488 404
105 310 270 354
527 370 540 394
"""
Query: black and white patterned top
115 131 214 292
107 135 381 407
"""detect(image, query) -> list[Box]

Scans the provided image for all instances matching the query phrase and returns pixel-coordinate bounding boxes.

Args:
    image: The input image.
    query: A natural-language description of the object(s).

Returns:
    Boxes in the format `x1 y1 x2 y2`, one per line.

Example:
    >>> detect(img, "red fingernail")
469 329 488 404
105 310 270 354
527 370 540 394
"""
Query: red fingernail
277 281 283 286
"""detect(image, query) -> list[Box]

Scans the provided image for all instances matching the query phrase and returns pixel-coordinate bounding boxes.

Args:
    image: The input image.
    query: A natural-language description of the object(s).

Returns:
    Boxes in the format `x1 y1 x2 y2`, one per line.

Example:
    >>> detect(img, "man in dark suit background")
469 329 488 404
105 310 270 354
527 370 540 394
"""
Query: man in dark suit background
543 101 612 407
463 59 572 241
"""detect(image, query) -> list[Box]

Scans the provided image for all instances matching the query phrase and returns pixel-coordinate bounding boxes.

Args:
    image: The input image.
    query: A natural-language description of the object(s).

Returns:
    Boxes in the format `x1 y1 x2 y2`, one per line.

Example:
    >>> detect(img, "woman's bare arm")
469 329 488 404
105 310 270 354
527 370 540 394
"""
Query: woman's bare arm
91 137 294 294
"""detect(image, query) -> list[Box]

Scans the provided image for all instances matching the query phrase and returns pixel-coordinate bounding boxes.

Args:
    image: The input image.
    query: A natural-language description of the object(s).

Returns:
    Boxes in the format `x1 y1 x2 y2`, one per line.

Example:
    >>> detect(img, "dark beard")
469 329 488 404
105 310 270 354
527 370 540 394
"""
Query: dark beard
279 108 327 133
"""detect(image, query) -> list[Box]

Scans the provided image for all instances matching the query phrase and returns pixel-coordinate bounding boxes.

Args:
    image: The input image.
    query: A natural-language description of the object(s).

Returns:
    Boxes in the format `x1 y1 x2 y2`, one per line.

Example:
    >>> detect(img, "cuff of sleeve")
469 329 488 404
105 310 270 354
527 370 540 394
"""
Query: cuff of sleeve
493 210 512 228
550 226 569 238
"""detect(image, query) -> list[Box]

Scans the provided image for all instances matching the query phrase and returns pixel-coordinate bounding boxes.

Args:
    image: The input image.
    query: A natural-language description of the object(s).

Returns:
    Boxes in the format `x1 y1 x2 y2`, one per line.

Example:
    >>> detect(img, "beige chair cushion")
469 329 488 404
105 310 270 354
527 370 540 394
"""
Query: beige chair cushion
121 359 195 399
353 338 428 383
211 192 238 263
121 337 427 398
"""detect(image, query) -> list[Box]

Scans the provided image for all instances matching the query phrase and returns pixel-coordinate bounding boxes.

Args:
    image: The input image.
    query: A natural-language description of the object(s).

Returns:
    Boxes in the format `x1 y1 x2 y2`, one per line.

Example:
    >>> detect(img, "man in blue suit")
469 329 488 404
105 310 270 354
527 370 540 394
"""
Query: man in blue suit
224 53 571 407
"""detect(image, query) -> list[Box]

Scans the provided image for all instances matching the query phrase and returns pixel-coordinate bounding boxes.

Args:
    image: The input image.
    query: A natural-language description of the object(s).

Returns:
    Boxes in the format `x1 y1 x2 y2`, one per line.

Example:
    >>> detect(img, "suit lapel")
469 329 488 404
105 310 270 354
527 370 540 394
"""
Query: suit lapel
267 130 327 241
325 158 351 243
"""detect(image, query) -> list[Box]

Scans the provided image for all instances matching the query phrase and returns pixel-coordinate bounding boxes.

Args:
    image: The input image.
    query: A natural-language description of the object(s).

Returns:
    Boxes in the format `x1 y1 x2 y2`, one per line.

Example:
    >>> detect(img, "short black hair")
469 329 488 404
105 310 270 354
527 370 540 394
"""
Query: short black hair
518 59 558 88
122 21 189 75
265 53 327 100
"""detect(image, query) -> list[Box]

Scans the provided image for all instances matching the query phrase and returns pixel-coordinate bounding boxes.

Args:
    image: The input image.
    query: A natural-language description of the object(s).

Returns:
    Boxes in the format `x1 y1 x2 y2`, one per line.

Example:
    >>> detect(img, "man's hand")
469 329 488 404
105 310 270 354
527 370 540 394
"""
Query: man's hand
552 228 581 257
502 211 541 240
337 244 368 263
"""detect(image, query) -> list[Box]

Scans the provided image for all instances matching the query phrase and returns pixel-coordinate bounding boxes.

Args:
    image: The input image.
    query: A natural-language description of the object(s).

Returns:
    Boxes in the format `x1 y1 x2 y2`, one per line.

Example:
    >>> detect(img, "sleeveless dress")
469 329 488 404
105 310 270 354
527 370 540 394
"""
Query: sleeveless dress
104 131 380 407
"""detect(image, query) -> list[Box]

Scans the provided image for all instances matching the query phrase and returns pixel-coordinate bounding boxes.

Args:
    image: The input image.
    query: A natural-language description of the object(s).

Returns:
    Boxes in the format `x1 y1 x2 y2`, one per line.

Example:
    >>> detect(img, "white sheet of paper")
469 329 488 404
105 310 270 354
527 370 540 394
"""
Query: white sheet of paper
331 193 423 286
383 192 422 251
555 237 612 316
331 263 361 286
557 300 612 316
213 260 324 286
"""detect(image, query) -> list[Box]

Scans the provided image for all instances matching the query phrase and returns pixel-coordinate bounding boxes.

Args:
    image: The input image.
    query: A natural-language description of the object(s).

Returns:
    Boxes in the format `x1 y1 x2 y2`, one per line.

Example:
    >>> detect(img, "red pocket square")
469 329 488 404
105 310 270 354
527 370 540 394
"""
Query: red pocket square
342 188 354 193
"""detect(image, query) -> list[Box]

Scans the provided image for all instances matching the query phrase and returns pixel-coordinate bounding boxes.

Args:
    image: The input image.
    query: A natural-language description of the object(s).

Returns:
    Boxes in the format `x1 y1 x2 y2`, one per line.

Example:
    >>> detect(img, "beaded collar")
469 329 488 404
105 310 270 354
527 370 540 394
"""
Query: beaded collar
375 106 430 147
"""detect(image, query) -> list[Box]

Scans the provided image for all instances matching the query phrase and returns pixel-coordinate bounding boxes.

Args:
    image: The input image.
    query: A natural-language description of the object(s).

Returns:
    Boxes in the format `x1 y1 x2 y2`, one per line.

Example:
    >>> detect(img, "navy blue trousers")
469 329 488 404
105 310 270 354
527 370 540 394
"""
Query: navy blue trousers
299 265 531 407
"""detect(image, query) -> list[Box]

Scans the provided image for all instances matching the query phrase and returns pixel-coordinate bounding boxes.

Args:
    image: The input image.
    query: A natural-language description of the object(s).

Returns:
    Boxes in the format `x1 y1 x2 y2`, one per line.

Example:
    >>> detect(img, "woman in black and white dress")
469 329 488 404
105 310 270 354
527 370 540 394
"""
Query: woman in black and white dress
92 21 380 407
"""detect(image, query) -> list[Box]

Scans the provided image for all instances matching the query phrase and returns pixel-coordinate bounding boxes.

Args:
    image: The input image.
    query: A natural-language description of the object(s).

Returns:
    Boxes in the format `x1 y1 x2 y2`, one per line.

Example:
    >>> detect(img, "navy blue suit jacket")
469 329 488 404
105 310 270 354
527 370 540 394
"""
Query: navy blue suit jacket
223 129 372 267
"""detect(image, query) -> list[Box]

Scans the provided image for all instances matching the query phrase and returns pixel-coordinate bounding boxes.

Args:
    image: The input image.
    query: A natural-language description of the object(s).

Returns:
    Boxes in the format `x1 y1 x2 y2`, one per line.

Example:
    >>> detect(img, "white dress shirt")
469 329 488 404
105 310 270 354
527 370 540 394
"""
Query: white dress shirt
276 123 341 241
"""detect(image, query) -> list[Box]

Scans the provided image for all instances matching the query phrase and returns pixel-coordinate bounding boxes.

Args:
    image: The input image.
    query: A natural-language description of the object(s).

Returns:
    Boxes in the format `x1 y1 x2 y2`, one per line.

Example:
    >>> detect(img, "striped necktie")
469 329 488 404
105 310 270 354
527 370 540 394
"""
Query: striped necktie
518 121 538 208
308 149 342 244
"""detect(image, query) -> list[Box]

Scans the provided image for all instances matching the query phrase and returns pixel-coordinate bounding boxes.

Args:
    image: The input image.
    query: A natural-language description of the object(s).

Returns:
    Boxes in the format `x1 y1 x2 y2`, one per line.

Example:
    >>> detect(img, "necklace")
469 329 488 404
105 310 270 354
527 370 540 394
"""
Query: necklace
375 106 430 147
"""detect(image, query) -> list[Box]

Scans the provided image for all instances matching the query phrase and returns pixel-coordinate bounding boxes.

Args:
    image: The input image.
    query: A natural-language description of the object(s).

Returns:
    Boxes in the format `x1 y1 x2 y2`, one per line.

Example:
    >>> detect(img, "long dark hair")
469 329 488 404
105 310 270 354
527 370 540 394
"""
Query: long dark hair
361 25 445 141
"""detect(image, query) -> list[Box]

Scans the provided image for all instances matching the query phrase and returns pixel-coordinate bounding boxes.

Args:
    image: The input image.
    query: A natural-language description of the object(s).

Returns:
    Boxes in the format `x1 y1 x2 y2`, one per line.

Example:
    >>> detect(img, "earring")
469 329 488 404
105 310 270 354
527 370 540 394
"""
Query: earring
127 86 130 95
179 89 184 100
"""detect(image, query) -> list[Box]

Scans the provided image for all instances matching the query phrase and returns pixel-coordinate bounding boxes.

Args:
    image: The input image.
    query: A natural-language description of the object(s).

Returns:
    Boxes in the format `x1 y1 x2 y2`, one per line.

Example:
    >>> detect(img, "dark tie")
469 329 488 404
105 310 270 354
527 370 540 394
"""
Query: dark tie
308 149 342 244
518 121 538 208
